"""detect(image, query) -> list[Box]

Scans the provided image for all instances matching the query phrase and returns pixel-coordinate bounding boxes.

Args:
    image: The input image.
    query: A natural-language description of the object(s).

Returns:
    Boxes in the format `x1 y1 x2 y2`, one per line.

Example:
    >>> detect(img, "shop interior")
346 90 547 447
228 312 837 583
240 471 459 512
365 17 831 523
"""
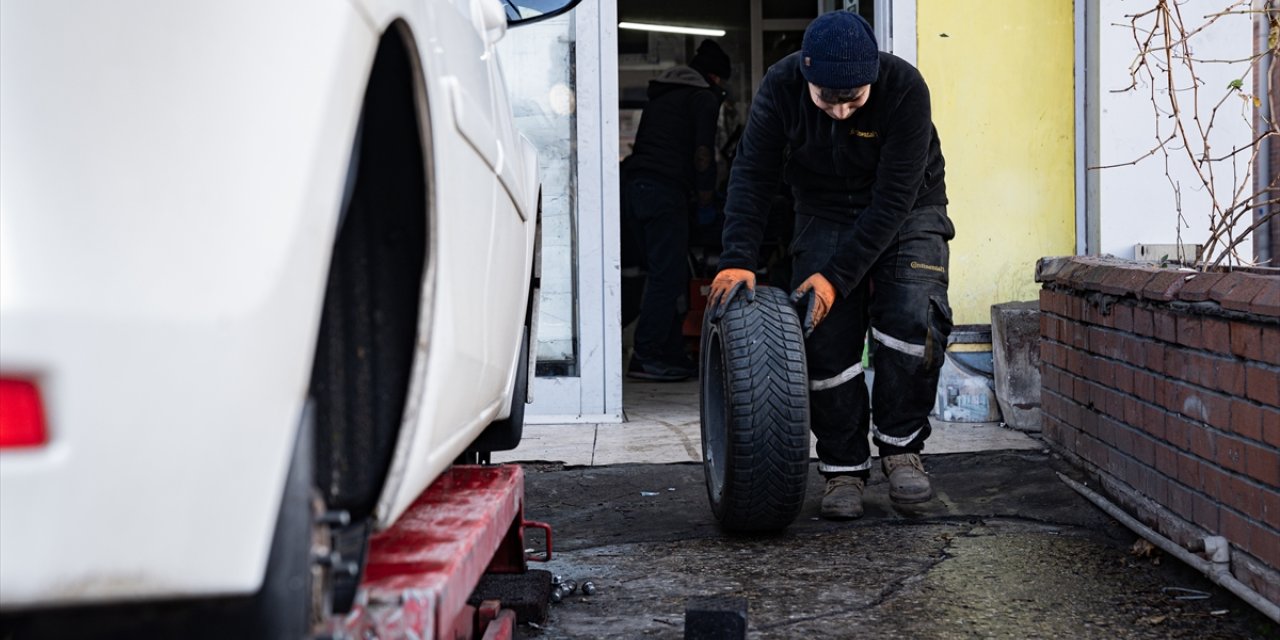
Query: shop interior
616 1 876 411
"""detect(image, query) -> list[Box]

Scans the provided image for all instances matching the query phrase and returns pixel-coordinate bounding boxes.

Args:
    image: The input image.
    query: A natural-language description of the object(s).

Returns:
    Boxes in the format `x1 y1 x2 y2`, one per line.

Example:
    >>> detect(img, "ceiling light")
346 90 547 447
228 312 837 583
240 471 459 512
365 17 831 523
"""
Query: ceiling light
618 22 726 37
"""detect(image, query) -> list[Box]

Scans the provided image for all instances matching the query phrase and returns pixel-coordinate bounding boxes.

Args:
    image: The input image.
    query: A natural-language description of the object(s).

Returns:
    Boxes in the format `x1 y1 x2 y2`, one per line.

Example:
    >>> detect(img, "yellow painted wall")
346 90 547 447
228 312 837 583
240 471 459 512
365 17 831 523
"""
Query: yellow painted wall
917 0 1076 325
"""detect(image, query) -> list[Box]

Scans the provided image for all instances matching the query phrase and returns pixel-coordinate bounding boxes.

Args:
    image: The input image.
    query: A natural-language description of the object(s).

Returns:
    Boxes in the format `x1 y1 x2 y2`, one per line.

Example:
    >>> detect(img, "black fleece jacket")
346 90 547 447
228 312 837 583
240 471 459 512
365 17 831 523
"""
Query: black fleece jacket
623 66 721 194
719 51 948 296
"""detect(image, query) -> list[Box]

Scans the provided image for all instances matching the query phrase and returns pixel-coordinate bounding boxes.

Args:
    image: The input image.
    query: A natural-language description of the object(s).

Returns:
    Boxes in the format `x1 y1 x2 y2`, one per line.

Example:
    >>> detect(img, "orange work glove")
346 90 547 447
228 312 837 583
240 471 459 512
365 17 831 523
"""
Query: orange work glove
790 273 836 337
707 268 756 320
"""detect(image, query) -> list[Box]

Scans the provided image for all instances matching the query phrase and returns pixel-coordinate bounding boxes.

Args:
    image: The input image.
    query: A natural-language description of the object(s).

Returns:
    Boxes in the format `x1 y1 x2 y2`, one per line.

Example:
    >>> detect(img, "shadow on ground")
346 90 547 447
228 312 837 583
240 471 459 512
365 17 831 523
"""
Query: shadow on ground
517 451 1278 639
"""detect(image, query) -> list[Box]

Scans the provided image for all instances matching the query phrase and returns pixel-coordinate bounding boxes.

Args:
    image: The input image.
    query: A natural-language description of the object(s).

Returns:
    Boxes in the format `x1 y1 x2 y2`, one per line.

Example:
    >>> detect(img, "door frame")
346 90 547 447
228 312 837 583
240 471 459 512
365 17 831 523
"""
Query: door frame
527 0 624 423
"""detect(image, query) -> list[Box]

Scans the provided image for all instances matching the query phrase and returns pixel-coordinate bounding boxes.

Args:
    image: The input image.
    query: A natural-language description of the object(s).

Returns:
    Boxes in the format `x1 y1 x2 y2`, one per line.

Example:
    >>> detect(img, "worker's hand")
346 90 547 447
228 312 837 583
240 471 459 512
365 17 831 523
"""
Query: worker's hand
790 273 836 338
707 268 756 321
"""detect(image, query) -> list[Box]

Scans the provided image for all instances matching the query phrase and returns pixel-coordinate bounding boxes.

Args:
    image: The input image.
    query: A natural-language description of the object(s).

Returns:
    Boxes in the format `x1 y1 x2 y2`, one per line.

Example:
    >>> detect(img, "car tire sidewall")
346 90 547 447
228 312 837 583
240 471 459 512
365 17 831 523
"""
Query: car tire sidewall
698 286 811 532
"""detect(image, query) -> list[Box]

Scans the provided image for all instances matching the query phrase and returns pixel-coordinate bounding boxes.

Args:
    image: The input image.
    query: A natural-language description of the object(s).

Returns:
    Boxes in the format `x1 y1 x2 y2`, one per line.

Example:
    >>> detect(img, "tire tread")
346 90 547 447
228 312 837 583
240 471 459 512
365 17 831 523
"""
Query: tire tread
700 286 810 531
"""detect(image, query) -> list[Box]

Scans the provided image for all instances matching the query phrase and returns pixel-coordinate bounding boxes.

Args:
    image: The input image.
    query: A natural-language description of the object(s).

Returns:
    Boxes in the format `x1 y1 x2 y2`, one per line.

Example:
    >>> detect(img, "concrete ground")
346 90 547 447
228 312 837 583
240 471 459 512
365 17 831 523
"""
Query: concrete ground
494 381 1277 639
498 379 1040 467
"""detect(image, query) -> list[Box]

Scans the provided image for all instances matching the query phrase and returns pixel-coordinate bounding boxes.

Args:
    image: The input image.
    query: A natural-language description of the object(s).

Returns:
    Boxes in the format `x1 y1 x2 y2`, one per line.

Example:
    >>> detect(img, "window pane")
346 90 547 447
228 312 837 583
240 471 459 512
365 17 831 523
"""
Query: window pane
498 13 579 376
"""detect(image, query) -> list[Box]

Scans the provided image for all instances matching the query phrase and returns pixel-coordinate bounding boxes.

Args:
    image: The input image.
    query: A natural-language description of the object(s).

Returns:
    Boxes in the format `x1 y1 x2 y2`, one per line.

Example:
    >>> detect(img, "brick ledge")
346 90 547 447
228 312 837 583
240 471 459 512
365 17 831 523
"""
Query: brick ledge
1036 256 1280 319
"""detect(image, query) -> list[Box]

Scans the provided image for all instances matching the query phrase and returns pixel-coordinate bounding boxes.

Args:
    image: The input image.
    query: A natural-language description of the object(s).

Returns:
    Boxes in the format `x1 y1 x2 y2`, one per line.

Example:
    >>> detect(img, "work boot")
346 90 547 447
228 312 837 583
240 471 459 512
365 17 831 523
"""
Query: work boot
882 453 933 504
820 475 865 520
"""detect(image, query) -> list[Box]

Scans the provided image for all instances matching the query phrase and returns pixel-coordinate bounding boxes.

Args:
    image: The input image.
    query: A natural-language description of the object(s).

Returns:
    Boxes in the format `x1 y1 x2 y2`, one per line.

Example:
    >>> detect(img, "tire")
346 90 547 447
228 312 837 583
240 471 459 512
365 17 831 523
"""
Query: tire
699 285 810 532
310 27 426 522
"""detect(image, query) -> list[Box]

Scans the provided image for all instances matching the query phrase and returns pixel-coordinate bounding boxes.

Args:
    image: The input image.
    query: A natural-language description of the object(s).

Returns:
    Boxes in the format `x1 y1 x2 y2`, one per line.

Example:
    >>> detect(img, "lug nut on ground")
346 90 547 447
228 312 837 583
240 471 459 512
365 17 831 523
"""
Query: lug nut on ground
549 576 595 603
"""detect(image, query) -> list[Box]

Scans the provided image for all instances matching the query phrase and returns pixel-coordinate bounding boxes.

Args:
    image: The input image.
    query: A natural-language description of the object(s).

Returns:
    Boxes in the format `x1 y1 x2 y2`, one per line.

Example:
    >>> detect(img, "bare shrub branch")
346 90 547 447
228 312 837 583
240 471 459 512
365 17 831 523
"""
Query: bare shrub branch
1105 0 1279 268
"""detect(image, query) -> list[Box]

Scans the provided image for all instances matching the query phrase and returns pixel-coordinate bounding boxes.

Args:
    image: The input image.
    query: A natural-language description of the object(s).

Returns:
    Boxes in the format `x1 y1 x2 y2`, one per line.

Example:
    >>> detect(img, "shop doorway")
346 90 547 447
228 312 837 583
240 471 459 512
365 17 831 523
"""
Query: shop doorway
616 1 886 418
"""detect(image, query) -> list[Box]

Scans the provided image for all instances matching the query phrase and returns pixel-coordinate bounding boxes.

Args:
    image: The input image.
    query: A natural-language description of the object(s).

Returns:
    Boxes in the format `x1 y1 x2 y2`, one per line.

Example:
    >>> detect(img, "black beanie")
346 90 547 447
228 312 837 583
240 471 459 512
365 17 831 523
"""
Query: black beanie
800 11 879 89
690 39 731 80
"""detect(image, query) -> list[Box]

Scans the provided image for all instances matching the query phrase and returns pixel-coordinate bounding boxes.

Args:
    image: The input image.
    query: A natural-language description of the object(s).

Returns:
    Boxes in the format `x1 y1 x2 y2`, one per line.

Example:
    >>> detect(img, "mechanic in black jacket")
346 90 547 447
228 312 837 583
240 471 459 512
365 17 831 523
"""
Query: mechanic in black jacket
708 11 953 520
622 40 731 381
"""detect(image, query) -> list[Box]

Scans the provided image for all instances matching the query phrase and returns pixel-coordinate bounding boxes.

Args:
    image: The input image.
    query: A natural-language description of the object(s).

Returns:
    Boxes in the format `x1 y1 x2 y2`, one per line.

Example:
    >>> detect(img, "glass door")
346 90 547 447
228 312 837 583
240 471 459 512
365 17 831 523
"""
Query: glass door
503 0 623 422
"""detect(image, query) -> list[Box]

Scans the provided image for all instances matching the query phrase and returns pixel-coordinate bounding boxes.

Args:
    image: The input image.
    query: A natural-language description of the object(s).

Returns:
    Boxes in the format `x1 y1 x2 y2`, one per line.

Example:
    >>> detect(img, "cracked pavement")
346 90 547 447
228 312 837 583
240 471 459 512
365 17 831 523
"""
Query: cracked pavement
514 452 1276 639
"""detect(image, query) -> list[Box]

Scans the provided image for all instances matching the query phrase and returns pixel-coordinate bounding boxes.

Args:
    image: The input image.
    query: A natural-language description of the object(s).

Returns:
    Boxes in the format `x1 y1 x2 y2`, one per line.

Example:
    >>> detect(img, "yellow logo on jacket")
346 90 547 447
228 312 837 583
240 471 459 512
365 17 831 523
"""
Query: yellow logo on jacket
851 130 877 138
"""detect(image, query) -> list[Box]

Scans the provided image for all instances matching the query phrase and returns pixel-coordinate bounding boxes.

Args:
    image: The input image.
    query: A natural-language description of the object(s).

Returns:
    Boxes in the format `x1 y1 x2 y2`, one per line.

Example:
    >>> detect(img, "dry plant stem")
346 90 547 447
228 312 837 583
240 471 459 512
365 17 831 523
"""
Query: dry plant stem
1113 0 1278 267
1209 177 1280 245
1210 202 1280 268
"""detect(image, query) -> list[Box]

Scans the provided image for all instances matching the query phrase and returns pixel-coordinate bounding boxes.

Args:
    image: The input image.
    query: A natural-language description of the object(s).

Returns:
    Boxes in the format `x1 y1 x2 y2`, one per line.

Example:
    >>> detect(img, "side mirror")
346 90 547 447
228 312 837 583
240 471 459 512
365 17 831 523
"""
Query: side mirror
501 0 583 27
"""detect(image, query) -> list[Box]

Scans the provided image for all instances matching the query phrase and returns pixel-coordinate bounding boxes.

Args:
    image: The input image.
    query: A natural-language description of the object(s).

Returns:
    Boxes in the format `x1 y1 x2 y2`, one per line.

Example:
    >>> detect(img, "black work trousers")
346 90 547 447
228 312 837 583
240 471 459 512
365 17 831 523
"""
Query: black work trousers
622 175 690 362
790 205 955 477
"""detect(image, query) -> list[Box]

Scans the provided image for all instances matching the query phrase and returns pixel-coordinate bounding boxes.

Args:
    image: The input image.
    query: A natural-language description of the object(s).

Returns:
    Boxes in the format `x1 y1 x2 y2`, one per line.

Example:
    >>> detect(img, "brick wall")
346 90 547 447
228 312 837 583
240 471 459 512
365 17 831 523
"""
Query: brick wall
1037 256 1280 606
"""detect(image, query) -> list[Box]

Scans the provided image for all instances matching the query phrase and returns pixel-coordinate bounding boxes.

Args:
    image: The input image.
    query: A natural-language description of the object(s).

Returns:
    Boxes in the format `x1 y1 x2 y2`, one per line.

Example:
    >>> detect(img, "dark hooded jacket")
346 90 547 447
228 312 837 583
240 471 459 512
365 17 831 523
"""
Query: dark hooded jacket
718 51 949 296
622 66 721 194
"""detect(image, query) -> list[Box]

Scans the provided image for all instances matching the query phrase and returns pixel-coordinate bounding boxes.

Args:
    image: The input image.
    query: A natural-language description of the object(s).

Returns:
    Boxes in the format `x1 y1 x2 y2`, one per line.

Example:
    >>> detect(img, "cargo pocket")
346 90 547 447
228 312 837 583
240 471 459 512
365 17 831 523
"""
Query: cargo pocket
895 232 950 286
894 206 953 285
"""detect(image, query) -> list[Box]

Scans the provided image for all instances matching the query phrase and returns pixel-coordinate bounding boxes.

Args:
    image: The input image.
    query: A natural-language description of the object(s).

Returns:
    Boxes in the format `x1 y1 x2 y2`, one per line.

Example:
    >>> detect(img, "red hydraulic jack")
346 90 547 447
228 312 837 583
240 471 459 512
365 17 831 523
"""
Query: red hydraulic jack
327 465 552 639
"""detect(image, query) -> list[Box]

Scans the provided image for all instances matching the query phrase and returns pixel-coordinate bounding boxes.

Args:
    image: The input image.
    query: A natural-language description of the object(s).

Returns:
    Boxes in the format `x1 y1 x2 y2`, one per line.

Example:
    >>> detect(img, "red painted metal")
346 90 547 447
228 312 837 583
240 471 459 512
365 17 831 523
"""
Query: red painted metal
477 599 501 627
484 513 528 575
328 464 547 639
523 520 553 563
479 610 516 640
0 378 48 448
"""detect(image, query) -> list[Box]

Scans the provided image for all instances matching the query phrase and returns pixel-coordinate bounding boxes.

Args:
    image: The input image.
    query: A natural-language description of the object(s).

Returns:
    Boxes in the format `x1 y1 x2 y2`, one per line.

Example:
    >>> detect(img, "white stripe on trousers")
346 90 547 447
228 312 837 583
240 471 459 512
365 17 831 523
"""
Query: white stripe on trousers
872 327 926 358
873 425 925 447
810 362 864 391
818 459 872 473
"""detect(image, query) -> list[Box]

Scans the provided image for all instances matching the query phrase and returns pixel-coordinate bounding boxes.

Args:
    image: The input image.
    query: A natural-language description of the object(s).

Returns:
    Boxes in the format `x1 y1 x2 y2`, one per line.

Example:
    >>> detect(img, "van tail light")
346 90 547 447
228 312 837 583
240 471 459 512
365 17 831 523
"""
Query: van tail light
0 378 48 448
